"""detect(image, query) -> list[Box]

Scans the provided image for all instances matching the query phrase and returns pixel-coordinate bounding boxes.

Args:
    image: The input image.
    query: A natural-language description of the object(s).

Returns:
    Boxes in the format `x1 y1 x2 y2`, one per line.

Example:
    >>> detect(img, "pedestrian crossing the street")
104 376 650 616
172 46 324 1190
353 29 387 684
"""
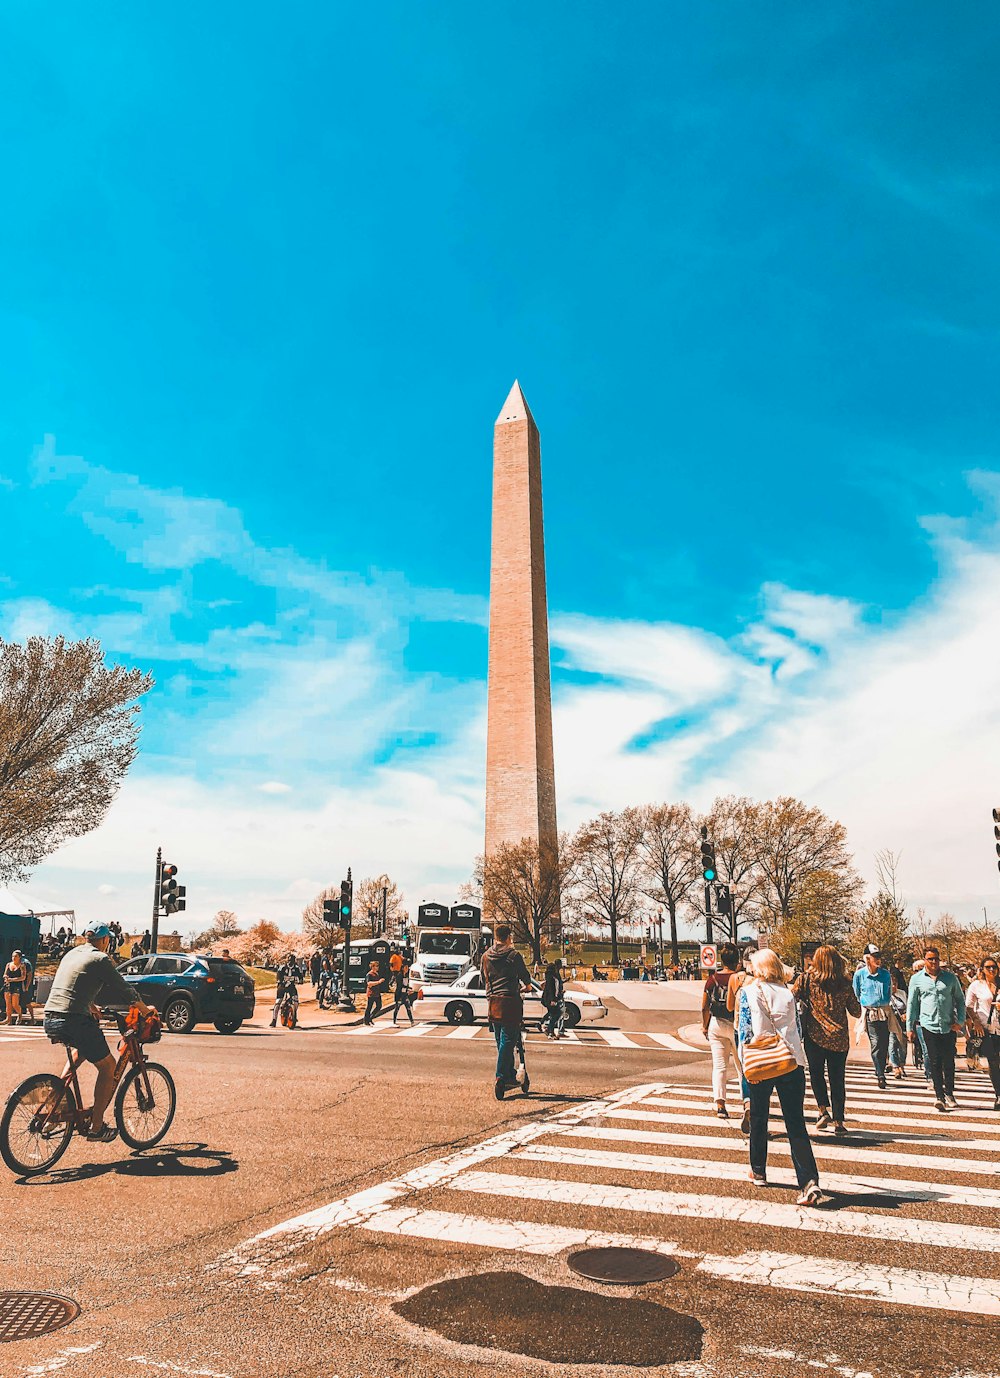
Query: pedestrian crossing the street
224 1067 1000 1333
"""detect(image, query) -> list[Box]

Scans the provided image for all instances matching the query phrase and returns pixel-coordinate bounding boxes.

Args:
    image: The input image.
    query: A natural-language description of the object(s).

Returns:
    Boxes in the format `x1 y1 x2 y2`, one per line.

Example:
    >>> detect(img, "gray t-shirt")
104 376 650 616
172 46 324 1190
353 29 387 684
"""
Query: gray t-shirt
45 943 138 1016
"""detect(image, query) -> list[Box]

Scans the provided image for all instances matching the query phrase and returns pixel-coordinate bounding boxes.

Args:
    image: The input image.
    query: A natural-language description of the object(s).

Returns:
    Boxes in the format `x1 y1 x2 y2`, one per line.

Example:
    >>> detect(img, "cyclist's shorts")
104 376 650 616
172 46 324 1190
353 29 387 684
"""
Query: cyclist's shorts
43 1013 111 1066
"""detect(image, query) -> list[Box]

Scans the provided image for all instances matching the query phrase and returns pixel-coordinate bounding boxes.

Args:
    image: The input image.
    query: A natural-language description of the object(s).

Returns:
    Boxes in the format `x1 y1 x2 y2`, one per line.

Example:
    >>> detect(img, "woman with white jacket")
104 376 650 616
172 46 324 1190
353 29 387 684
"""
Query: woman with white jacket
737 948 822 1205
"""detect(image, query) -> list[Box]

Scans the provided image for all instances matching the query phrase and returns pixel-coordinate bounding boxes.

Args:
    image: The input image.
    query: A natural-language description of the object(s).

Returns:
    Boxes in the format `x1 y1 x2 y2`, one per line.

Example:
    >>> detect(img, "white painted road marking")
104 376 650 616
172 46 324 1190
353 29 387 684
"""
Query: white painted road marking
514 1142 1000 1210
606 1106 1000 1151
359 1205 684 1257
556 1123 1000 1176
447 1169 1000 1253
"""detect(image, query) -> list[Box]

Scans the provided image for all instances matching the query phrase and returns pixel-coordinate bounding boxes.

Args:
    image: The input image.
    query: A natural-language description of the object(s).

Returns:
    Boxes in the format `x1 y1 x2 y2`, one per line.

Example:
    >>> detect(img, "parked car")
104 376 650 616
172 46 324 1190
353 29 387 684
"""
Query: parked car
116 953 255 1034
416 967 608 1028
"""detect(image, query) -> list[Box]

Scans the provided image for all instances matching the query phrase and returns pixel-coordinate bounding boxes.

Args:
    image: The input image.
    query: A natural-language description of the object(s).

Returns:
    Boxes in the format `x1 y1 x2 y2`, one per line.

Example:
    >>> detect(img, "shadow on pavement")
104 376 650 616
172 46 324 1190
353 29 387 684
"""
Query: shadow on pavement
15 1142 239 1187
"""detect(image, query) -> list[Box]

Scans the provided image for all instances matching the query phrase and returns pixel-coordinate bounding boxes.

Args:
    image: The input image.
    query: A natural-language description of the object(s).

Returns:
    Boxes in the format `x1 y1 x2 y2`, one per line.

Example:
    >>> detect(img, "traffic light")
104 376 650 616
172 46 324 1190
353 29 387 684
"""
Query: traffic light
715 884 732 916
994 807 1000 874
700 832 717 883
160 863 186 915
340 877 352 923
322 898 339 924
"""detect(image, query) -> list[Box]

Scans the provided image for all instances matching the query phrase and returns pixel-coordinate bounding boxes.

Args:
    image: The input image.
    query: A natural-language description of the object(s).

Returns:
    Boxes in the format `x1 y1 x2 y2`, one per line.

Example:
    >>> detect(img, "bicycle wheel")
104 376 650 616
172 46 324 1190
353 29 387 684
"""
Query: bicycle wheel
0 1074 76 1177
115 1063 176 1150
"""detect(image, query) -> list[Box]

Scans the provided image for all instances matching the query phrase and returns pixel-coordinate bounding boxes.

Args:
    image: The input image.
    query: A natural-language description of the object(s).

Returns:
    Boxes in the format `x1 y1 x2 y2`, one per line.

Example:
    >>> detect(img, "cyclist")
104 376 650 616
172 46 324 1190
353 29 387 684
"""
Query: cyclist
43 922 154 1143
270 954 300 1028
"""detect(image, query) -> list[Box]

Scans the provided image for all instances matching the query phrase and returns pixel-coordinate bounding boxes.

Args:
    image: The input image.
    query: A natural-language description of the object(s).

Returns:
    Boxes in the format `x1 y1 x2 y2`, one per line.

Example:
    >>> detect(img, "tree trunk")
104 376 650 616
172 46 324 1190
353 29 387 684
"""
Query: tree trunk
610 914 620 966
530 918 543 964
668 900 680 966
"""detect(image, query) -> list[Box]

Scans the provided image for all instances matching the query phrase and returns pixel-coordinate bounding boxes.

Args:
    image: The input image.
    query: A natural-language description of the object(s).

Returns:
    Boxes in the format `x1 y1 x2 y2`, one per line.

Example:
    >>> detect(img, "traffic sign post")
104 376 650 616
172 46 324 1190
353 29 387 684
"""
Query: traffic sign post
700 944 717 971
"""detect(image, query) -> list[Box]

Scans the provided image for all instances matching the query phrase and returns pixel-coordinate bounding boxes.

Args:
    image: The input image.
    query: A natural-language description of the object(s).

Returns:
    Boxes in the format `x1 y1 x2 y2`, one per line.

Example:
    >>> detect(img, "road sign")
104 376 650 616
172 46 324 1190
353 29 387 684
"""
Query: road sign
700 944 717 970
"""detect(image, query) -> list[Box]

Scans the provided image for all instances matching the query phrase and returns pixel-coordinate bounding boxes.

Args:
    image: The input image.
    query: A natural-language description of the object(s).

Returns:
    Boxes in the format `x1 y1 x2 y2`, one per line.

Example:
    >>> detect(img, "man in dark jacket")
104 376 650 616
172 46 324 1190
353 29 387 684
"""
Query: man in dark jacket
542 958 565 1038
482 924 532 1100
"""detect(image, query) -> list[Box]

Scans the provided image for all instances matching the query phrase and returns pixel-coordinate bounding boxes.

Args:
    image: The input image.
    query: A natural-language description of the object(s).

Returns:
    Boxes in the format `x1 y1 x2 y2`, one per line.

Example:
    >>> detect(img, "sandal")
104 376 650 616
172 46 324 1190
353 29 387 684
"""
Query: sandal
86 1124 118 1143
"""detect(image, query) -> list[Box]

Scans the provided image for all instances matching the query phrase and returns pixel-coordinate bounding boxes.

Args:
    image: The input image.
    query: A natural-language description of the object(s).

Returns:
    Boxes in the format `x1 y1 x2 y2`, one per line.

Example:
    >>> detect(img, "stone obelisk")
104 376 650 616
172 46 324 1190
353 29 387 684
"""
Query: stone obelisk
485 381 558 862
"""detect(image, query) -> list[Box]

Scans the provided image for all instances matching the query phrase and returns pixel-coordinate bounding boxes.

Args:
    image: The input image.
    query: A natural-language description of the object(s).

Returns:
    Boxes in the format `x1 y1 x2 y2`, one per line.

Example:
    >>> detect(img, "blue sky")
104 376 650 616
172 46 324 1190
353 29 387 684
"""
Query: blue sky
3 3 1000 931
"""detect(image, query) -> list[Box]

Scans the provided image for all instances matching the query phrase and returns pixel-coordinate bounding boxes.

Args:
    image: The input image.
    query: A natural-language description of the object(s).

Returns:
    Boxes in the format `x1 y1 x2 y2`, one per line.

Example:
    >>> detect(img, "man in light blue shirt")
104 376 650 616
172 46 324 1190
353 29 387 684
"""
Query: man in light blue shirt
852 944 892 1089
907 946 966 1111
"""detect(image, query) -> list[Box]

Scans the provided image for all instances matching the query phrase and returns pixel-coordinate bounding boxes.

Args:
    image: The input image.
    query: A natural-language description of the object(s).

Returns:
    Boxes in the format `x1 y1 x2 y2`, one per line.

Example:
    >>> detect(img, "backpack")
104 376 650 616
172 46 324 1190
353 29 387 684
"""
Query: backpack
708 973 733 1021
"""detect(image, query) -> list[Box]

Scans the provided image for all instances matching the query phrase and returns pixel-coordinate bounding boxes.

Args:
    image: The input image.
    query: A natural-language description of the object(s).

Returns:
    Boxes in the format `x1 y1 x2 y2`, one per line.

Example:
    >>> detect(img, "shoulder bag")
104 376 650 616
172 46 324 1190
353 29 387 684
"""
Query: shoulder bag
742 985 799 1084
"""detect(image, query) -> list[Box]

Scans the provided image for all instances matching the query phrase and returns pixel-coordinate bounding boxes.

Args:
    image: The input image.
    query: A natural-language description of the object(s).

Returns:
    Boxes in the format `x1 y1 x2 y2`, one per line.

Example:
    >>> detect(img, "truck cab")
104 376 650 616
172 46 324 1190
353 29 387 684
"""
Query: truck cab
410 903 487 985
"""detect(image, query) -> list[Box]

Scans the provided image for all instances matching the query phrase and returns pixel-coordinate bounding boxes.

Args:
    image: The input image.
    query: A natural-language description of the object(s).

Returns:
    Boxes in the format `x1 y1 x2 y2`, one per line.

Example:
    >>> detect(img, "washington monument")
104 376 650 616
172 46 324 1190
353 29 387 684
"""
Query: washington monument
484 381 559 862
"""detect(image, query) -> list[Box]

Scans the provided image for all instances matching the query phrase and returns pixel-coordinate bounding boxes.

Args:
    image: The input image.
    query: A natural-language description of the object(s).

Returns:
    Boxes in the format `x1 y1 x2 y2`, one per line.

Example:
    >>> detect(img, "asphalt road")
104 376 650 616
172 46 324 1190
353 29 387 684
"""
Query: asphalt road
2 1008 999 1378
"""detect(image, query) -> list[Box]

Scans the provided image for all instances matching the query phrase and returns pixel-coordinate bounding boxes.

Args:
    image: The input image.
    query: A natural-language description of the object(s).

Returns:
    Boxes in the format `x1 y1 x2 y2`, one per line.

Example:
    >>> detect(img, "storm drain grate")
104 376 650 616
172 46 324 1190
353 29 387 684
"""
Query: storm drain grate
0 1292 80 1343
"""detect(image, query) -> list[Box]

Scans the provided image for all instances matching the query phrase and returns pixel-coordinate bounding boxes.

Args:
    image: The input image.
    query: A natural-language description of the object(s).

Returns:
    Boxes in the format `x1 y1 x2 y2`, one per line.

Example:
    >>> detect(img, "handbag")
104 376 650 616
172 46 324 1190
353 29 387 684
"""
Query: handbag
742 986 799 1084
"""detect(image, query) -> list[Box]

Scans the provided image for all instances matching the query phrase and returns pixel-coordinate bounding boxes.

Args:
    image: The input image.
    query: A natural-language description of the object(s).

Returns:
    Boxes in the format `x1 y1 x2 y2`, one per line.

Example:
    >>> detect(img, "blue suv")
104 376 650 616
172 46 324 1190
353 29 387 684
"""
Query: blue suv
116 953 255 1034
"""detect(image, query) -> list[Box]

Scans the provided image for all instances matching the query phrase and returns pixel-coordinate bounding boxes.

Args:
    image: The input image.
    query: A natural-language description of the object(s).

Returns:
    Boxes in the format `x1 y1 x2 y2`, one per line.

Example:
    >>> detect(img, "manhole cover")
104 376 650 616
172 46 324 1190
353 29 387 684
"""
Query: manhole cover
567 1246 680 1284
394 1271 703 1366
0 1292 80 1343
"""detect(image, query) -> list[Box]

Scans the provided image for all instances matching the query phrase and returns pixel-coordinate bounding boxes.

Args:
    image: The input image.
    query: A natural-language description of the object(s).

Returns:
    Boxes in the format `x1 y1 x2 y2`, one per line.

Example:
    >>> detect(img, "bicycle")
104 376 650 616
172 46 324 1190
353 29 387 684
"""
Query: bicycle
0 1009 176 1177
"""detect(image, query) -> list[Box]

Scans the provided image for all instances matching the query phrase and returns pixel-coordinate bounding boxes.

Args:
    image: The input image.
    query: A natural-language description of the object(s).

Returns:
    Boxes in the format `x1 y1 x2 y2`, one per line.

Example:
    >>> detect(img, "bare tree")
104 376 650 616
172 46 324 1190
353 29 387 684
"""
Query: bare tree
0 636 153 884
569 808 644 966
191 910 243 948
637 802 699 966
751 796 862 930
353 873 406 938
478 837 568 963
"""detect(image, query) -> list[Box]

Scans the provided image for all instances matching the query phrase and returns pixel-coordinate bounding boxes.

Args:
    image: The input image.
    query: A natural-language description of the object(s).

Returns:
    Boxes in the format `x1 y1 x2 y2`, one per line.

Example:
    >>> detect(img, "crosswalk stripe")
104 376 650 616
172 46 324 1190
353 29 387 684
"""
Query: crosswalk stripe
607 1106 1000 1151
696 1249 1000 1316
514 1143 1000 1210
597 1030 644 1048
647 1032 698 1052
447 1169 1000 1253
358 1205 683 1257
556 1123 1000 1176
393 1022 435 1037
643 1092 1000 1136
444 1024 480 1039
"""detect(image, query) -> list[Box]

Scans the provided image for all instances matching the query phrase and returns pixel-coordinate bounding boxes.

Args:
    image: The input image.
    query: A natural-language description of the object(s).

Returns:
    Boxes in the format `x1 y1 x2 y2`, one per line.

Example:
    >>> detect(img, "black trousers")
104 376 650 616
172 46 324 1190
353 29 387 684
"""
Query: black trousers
804 1036 848 1122
748 1065 819 1189
364 991 382 1024
981 1033 1000 1097
921 1028 956 1101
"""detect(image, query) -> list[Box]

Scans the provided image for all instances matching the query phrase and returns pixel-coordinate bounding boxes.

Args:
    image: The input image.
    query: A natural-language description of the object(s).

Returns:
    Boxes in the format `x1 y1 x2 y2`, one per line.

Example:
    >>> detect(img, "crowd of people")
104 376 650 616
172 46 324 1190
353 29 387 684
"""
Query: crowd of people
700 940 999 1207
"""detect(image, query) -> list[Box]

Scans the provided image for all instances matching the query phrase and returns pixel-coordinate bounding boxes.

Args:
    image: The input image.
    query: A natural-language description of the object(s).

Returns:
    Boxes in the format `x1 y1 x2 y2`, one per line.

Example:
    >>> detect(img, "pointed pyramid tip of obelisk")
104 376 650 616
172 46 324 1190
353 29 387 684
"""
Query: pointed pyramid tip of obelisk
495 379 536 428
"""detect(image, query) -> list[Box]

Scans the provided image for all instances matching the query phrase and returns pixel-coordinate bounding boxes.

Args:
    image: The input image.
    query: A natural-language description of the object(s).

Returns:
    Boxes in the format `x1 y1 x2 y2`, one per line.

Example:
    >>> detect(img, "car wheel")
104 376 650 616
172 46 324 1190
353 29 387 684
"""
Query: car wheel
564 1004 582 1028
163 998 196 1034
445 1001 474 1025
214 1019 243 1034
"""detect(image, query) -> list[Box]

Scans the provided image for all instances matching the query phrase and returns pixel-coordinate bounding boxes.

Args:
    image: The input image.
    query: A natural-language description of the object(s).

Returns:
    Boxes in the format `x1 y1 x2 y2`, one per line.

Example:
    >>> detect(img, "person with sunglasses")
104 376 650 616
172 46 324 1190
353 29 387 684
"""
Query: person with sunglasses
907 947 966 1112
966 957 1000 1110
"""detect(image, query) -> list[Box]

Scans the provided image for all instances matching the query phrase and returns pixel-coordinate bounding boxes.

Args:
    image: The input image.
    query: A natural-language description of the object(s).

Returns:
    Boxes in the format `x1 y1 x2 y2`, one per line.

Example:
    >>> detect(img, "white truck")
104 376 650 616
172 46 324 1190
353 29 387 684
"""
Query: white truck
409 903 489 986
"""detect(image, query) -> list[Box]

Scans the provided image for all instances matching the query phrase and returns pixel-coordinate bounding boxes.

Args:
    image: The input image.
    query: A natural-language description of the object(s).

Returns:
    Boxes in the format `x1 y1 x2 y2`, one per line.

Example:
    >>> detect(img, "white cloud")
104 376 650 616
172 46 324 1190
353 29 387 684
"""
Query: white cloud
257 782 293 795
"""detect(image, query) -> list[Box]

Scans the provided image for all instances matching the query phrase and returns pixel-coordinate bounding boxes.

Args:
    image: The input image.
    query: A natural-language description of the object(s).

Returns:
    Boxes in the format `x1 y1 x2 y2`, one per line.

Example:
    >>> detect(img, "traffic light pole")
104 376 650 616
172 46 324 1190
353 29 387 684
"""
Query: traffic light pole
704 881 713 945
338 867 355 1012
151 846 162 955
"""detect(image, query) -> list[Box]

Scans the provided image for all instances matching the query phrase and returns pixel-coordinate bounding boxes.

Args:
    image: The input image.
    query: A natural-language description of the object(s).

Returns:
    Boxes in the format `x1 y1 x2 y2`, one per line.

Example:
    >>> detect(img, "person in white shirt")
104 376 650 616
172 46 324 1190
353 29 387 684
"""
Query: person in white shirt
740 948 821 1205
965 957 1000 1110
